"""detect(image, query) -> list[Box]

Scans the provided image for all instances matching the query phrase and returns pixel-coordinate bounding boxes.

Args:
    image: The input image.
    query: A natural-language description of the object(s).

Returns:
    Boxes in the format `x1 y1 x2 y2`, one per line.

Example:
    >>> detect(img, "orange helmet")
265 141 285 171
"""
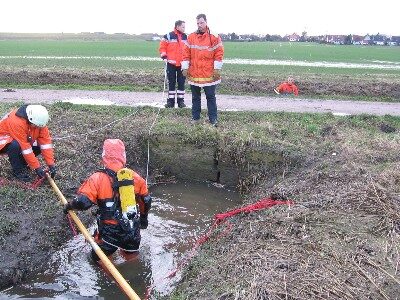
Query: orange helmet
102 139 126 171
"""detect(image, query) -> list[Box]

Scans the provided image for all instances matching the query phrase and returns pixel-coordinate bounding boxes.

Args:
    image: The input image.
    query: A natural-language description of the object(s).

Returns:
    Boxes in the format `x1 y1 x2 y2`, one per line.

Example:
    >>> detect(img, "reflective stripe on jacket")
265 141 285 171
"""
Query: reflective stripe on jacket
0 107 54 169
276 82 299 96
77 170 149 225
159 29 188 67
181 27 224 87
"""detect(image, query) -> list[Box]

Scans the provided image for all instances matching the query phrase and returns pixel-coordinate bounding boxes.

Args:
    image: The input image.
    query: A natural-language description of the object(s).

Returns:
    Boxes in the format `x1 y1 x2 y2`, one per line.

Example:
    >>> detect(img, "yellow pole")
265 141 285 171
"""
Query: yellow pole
46 174 141 300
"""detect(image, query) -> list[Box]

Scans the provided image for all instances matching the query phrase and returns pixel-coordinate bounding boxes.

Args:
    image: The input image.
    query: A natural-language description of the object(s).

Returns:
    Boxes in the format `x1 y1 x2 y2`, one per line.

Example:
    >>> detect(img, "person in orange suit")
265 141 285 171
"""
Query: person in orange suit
159 20 188 108
274 76 299 96
63 139 152 262
181 13 224 127
0 104 56 182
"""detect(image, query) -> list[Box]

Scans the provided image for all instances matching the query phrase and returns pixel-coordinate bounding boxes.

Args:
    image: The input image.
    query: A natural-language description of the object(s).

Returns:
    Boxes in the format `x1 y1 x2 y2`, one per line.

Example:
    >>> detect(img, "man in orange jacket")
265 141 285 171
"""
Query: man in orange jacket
63 139 152 261
181 14 224 127
0 104 56 182
159 20 188 108
274 76 299 96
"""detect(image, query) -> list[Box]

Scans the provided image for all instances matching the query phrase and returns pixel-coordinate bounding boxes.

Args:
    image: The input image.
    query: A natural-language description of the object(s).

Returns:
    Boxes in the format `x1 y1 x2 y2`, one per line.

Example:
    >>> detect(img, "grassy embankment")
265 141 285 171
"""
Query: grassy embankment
0 40 399 101
0 102 399 298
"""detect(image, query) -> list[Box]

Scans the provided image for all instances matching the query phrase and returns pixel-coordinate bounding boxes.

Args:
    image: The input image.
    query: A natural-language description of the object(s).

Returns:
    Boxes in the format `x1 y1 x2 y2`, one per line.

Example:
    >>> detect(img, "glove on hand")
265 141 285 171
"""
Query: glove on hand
161 55 167 61
63 202 74 215
212 69 221 80
35 167 46 178
48 165 56 179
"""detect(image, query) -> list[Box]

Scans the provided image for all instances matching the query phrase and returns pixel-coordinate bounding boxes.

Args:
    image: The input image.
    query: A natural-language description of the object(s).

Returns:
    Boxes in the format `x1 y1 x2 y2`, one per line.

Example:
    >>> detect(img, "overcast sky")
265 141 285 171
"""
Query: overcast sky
1 0 399 36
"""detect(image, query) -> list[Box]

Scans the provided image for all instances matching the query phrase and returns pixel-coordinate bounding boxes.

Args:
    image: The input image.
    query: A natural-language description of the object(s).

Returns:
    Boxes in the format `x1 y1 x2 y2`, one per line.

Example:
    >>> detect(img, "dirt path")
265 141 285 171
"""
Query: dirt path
2 88 400 116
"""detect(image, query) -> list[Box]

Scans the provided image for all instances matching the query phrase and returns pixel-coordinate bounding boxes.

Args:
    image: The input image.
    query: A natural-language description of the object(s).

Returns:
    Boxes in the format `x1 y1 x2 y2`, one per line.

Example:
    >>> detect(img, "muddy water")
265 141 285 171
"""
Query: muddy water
0 182 241 299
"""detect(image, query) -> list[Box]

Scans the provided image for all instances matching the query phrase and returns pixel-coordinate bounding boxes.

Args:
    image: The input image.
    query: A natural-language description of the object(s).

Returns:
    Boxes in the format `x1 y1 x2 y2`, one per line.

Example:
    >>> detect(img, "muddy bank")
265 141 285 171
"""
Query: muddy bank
1 69 399 100
171 124 400 299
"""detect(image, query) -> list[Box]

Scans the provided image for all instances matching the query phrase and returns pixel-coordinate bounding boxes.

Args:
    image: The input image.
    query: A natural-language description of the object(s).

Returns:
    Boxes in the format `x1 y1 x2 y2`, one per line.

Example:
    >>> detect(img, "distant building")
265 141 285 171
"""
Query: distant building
325 35 346 44
152 36 161 41
286 33 300 42
389 36 400 46
362 35 372 45
352 35 364 45
372 34 386 45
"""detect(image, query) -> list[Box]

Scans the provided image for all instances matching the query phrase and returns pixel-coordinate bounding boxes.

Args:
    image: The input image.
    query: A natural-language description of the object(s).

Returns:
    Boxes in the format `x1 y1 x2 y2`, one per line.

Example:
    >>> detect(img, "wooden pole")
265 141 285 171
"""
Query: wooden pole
46 174 141 300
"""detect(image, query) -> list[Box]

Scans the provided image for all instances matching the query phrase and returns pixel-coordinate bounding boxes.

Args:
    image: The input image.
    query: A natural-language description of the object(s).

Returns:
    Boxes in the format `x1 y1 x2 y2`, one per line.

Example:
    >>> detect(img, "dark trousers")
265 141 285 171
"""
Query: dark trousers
0 140 41 172
167 63 185 104
190 85 217 123
91 220 141 261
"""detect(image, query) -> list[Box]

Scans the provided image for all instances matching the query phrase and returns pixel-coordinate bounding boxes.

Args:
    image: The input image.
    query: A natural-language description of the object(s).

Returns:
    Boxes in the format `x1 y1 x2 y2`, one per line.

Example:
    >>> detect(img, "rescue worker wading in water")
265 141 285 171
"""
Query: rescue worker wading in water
63 139 152 261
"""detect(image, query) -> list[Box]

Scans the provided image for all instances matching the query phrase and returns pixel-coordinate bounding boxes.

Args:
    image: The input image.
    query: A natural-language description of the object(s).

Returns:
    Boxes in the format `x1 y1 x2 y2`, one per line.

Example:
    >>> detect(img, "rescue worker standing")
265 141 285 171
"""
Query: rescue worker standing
274 76 299 96
63 139 152 261
159 20 188 108
0 104 56 182
181 14 224 127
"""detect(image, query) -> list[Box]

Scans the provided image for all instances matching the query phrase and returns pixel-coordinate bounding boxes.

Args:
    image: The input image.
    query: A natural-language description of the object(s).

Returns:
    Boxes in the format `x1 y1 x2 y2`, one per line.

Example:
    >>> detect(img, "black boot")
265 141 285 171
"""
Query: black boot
12 169 31 182
140 215 148 229
177 100 186 108
165 99 175 108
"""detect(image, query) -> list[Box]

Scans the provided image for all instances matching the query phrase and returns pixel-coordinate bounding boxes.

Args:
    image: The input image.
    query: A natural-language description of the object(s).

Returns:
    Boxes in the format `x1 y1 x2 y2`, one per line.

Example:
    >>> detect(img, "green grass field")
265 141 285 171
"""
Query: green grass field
0 39 399 101
0 40 399 75
1 40 399 62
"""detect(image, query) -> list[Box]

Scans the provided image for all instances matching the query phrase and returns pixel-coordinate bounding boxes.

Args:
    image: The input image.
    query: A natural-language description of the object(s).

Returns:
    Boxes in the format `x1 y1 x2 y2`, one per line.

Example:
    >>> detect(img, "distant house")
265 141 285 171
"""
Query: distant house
352 35 364 45
390 36 400 46
373 34 386 45
325 35 345 44
362 35 372 45
152 36 161 41
286 33 300 42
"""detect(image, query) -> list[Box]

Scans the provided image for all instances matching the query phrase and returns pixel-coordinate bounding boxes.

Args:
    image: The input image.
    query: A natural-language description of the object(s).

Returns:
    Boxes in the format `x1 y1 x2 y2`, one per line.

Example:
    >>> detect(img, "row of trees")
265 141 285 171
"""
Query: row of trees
220 32 308 42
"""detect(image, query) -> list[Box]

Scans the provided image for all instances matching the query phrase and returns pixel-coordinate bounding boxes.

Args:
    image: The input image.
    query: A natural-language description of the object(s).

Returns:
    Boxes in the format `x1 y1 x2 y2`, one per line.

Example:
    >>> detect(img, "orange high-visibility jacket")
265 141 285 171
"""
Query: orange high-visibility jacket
159 29 188 67
0 107 54 169
275 82 299 96
181 27 224 87
78 170 149 225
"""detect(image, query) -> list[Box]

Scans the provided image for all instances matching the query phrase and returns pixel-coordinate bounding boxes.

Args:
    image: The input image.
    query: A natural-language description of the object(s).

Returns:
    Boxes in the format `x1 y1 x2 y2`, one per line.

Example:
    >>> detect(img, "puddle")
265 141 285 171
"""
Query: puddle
332 112 351 116
62 98 114 106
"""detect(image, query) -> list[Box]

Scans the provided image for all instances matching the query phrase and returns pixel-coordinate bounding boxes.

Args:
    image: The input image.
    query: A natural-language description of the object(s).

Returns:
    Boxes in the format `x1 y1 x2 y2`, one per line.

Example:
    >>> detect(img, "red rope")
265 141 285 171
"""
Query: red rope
145 197 293 299
214 198 292 223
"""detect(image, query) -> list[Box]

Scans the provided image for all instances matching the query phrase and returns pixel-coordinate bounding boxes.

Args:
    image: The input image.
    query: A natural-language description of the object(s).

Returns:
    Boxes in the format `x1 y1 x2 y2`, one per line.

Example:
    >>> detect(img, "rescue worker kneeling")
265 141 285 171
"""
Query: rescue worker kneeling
64 139 152 261
0 104 56 182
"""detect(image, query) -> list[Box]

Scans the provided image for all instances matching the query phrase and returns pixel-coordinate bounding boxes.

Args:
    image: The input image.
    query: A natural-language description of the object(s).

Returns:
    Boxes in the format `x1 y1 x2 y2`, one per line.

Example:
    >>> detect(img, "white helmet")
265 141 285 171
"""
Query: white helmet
26 105 49 127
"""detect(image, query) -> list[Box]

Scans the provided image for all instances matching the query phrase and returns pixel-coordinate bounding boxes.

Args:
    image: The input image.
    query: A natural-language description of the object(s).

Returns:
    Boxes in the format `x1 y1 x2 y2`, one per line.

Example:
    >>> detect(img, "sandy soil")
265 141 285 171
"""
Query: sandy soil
2 88 400 116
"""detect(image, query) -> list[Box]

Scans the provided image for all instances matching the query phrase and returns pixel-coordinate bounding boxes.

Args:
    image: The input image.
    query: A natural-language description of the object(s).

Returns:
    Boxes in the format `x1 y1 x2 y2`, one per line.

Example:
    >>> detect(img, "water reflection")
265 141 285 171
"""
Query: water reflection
0 182 241 299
